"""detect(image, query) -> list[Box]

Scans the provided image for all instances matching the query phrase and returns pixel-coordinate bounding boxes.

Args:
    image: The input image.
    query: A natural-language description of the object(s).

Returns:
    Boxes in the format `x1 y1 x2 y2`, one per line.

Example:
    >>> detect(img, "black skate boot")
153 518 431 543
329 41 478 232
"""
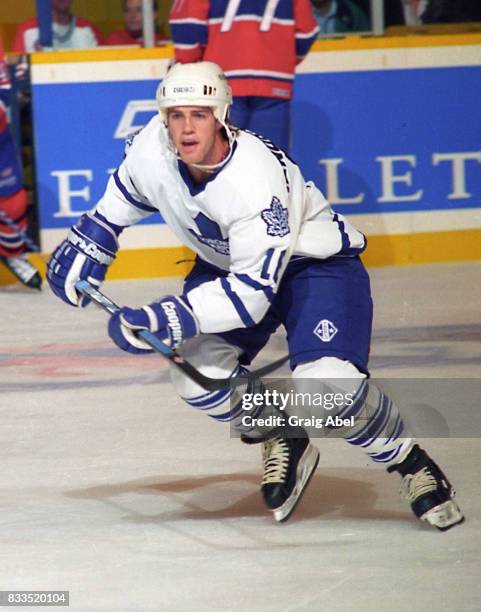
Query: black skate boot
0 254 42 290
388 444 464 531
244 428 319 522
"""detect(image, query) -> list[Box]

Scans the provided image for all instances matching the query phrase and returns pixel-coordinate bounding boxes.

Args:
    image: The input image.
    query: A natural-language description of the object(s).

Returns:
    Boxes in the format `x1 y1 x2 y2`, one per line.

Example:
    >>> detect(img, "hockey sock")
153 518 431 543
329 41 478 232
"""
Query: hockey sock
0 188 28 258
335 380 415 467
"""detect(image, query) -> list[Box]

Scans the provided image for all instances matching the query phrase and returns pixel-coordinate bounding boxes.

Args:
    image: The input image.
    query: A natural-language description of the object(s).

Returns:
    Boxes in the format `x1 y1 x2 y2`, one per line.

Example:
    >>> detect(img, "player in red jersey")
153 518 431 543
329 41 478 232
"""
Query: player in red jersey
0 41 41 289
169 0 319 152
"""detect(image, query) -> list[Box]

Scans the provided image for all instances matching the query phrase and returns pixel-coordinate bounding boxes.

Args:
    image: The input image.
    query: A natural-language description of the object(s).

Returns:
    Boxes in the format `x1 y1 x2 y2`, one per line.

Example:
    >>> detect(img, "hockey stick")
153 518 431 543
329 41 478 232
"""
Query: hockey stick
75 280 289 391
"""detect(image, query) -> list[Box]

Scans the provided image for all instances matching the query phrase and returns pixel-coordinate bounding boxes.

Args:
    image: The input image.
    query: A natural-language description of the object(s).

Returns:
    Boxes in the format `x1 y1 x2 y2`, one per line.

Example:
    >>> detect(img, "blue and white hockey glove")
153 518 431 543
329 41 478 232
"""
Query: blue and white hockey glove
47 211 122 307
108 296 199 354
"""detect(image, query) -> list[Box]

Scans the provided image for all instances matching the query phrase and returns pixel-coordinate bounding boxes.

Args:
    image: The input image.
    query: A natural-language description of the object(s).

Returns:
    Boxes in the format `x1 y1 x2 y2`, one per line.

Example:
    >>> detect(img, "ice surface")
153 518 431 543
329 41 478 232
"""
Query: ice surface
1 262 480 611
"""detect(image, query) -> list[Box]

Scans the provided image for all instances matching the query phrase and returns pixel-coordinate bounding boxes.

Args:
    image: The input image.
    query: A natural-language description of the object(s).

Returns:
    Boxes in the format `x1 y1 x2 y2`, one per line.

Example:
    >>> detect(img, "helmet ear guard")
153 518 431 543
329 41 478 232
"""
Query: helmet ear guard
156 61 236 171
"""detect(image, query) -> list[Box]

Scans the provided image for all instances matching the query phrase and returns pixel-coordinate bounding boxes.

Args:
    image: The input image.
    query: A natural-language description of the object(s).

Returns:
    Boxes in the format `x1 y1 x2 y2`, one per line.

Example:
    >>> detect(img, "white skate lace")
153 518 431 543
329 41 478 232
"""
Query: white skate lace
4 255 37 283
400 467 438 502
261 437 290 485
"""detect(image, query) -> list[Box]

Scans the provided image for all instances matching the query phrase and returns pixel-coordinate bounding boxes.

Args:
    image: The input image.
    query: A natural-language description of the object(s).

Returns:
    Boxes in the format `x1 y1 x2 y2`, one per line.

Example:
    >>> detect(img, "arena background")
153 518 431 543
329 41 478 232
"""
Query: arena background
1 5 480 283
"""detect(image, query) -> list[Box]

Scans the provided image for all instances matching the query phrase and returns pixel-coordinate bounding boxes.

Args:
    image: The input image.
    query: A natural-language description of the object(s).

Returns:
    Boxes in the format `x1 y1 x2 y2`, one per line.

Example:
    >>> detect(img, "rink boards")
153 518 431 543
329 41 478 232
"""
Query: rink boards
24 34 481 280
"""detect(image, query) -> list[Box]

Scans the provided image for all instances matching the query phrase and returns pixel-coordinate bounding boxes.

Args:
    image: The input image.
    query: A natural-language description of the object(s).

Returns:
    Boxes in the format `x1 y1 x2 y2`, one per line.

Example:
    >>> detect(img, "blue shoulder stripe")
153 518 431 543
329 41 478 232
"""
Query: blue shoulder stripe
209 0 293 20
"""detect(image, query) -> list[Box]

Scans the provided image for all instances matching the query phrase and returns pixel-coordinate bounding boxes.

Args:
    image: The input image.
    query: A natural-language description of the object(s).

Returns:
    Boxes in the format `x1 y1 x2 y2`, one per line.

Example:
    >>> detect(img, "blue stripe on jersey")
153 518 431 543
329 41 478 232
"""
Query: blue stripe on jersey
113 170 157 212
296 33 318 58
333 213 350 252
338 215 366 255
221 277 255 327
234 273 275 301
169 22 208 46
333 213 366 256
209 0 294 21
226 73 293 83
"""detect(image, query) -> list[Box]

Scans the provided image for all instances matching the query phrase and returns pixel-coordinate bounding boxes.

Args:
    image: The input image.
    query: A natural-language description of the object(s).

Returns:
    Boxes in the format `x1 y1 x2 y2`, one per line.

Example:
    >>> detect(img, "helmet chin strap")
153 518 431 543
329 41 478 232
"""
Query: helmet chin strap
168 122 237 173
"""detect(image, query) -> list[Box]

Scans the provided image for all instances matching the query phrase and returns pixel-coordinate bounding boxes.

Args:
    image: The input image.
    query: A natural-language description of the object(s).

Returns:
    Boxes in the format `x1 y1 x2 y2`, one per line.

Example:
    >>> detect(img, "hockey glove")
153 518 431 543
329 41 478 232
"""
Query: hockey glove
47 212 122 307
108 296 199 355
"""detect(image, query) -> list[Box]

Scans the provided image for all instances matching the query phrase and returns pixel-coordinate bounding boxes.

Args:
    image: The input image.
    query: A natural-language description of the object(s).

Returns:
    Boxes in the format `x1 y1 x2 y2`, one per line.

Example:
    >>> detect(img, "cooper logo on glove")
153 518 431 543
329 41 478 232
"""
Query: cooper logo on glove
160 301 183 345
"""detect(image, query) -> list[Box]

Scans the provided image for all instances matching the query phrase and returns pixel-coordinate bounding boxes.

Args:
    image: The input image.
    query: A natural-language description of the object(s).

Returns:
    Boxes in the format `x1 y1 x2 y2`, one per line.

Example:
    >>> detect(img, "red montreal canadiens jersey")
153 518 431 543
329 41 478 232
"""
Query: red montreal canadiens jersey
169 0 319 99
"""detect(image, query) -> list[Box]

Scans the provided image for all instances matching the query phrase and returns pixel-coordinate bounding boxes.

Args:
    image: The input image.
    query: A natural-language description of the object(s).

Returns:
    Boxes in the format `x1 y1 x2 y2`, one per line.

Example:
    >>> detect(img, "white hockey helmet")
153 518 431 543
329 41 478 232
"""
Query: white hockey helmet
156 61 233 125
156 61 235 171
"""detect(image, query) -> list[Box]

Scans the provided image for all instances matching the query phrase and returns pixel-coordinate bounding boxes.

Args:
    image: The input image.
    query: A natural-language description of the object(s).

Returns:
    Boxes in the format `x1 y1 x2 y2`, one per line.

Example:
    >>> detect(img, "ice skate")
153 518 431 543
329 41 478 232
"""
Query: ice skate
260 432 319 522
0 254 42 290
388 444 464 531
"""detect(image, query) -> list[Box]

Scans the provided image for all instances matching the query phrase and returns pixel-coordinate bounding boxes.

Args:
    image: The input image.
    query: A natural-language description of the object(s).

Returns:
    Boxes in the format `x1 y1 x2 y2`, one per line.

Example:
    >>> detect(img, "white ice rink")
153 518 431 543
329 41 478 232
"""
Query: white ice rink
1 262 480 612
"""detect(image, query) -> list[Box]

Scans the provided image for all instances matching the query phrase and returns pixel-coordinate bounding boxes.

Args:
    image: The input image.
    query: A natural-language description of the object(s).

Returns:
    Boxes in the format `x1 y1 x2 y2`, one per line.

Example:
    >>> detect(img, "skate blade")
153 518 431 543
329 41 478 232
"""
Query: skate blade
273 445 320 523
421 500 465 531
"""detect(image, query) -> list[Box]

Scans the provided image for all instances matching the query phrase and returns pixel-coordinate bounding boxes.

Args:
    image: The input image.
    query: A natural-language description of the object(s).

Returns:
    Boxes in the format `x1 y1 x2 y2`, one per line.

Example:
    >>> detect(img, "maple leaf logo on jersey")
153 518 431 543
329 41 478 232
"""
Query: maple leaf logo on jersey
261 197 289 238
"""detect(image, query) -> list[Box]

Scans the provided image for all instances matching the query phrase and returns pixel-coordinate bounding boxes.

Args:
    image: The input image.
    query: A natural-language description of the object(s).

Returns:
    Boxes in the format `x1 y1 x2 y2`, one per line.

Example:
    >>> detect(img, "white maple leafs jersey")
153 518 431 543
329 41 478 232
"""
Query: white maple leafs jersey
96 116 366 334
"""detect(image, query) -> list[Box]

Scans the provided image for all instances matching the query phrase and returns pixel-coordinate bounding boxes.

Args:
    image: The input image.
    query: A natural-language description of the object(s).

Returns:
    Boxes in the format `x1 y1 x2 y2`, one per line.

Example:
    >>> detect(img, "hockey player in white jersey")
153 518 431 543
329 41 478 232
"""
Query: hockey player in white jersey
47 61 463 530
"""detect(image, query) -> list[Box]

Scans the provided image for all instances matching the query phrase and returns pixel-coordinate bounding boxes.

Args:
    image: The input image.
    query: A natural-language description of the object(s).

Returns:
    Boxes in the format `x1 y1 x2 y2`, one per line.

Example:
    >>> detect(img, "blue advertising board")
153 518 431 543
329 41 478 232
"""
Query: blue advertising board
32 79 160 230
30 42 481 260
292 66 481 216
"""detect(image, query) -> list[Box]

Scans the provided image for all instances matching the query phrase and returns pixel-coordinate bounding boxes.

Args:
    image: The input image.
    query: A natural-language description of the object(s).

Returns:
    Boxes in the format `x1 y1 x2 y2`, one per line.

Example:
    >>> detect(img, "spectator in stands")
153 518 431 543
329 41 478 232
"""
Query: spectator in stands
0 41 41 289
311 0 370 34
169 1 319 154
104 0 169 46
351 0 481 28
421 0 481 23
13 0 102 53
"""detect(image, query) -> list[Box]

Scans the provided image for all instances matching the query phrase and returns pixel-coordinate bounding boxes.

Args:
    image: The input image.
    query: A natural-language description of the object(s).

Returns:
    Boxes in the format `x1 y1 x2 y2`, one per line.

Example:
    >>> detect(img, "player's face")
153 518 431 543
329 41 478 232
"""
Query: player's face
167 106 225 169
